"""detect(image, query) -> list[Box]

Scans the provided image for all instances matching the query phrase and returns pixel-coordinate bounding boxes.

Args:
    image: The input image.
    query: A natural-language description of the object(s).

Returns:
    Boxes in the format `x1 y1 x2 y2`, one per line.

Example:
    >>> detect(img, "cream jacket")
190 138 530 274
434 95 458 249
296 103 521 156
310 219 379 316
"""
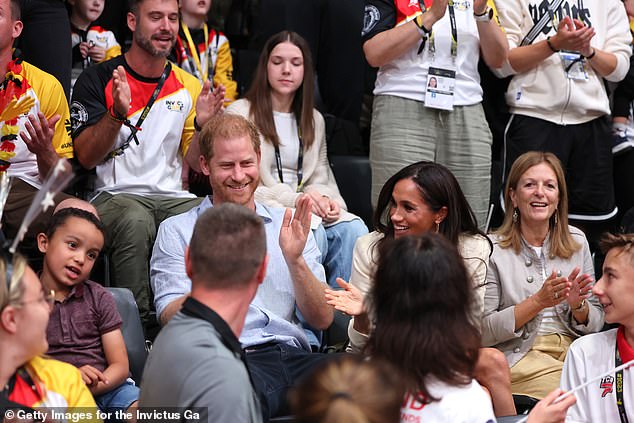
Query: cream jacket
347 231 492 353
226 99 358 227
482 226 604 367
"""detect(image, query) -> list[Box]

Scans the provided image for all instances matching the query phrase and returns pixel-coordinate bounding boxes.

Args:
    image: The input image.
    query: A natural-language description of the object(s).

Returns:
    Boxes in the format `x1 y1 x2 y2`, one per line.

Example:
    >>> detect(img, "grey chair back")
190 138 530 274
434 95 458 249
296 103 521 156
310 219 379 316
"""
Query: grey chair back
107 287 148 383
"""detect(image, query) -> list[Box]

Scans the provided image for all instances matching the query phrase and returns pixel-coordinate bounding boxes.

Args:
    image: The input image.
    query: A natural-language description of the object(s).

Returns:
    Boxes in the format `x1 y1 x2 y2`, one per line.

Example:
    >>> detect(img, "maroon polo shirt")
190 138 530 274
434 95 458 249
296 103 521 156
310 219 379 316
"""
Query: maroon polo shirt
46 280 122 372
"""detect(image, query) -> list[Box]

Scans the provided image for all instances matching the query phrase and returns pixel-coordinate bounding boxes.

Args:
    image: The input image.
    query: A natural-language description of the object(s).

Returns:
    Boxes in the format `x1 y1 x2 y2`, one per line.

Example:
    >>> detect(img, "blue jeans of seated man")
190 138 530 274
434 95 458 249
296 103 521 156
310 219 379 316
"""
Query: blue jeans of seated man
312 219 368 288
245 343 333 420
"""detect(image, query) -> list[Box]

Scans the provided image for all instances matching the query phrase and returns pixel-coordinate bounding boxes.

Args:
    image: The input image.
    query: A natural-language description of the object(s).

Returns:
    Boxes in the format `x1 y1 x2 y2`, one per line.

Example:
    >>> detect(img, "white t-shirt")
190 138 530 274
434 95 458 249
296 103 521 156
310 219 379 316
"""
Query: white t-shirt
372 3 484 106
400 378 496 423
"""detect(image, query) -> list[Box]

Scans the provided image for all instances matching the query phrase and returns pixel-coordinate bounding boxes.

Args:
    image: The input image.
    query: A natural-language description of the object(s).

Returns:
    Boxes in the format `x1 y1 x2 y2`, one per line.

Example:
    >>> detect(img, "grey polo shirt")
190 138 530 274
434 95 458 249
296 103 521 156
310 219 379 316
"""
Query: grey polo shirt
140 298 262 422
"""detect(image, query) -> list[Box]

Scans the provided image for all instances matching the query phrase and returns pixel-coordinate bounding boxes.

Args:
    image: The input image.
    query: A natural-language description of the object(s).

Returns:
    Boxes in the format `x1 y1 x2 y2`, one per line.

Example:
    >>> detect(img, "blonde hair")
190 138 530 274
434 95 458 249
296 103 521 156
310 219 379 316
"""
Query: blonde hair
496 151 579 258
291 356 403 423
0 254 28 312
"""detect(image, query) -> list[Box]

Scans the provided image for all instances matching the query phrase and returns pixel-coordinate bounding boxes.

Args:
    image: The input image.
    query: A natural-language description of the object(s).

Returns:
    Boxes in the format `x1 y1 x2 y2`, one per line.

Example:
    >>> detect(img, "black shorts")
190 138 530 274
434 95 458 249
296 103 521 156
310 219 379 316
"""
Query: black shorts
503 114 616 222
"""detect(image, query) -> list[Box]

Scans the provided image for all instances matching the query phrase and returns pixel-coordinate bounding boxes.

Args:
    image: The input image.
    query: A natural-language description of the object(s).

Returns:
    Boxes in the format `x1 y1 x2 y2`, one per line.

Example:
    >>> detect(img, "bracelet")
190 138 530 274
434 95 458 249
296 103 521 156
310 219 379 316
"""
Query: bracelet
194 118 202 132
585 49 596 60
414 14 432 36
546 36 559 53
474 6 493 22
108 106 127 123
573 299 587 312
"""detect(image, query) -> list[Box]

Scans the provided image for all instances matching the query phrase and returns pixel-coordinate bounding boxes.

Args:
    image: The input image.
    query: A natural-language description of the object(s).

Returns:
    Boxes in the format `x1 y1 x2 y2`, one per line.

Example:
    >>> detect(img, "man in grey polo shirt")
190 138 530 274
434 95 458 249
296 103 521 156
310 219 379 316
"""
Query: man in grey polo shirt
139 203 264 422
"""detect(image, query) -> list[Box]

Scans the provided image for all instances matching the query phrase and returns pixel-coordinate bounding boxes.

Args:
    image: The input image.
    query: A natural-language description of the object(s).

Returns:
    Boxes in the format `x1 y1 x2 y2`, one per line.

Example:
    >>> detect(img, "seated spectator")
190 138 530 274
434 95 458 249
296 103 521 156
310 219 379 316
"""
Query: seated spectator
290 355 403 423
561 232 634 422
150 113 333 420
38 206 139 419
483 151 604 399
141 204 263 422
324 161 515 416
368 233 576 423
69 0 224 325
226 31 368 288
171 0 236 103
69 0 121 71
1 0 74 247
0 252 99 414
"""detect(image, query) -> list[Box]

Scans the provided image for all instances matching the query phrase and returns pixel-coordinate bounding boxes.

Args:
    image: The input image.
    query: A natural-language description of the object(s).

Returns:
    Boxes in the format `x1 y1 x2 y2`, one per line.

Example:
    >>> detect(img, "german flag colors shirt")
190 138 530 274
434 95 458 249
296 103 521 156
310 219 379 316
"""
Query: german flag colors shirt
70 56 200 197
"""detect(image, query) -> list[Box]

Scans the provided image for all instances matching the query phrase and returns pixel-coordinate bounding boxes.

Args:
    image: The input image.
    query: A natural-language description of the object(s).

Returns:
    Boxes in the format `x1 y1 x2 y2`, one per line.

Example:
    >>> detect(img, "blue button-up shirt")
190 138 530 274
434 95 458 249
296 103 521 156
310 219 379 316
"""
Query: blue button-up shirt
150 196 325 351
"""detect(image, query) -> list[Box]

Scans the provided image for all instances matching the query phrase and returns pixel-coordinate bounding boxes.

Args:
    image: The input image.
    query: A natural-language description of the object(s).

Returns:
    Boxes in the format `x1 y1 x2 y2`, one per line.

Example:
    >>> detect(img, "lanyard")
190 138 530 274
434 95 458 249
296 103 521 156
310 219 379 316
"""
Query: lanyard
616 341 630 423
181 22 209 82
428 0 458 58
107 62 171 160
274 123 304 192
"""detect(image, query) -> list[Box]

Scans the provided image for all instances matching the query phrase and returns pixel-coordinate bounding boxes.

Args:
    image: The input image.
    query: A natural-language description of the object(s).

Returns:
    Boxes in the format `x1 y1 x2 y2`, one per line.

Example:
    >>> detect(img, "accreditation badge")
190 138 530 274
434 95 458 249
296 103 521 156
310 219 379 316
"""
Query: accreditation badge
559 51 588 81
424 67 456 111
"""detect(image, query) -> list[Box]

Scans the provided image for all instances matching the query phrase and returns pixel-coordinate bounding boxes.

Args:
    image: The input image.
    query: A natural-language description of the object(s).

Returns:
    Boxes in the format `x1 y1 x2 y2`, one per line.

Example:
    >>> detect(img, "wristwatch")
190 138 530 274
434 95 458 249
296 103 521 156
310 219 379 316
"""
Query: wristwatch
474 6 493 22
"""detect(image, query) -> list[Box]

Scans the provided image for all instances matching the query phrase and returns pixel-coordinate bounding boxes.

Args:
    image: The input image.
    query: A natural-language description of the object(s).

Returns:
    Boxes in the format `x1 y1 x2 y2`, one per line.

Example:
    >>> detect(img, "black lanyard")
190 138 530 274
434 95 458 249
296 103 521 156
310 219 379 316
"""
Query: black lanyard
273 123 303 191
106 62 171 160
420 1 458 57
180 297 256 389
616 341 630 423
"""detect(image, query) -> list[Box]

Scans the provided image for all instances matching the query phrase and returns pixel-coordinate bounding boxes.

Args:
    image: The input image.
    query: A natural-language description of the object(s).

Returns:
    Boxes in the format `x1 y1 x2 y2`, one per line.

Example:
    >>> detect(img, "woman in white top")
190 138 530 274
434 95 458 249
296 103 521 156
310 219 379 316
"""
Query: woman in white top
226 31 368 288
362 0 508 226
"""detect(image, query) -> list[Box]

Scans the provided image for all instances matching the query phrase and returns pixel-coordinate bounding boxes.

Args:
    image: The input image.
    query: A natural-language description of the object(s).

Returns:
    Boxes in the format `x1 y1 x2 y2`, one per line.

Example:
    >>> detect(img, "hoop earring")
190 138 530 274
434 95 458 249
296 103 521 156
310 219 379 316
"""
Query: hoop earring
512 208 519 224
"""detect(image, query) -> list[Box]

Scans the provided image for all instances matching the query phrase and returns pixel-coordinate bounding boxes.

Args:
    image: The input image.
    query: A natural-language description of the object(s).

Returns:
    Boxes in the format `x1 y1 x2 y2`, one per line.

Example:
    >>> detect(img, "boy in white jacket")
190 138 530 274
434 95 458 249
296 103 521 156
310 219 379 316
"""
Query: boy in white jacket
561 232 634 422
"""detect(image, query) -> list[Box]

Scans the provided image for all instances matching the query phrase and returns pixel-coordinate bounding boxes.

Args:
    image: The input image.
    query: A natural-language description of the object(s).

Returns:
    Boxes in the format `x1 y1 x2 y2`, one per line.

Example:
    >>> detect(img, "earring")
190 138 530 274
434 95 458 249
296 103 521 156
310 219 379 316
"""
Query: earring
435 221 440 233
554 210 558 226
512 208 519 223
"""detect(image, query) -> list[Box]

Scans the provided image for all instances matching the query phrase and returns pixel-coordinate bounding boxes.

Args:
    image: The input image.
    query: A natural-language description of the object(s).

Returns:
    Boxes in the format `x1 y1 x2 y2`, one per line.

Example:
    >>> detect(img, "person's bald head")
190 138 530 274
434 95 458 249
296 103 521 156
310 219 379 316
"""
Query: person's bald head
54 198 99 218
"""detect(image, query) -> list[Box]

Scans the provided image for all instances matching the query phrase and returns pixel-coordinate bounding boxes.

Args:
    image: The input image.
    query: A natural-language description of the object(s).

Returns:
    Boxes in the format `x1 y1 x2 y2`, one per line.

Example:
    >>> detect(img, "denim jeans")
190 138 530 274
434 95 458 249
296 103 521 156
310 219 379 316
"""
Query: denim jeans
313 219 368 288
245 343 333 421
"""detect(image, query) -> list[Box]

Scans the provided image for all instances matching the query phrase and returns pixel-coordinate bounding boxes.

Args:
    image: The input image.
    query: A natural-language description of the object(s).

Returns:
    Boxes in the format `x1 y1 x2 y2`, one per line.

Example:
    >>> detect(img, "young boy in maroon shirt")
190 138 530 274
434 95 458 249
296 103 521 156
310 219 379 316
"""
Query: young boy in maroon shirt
38 205 139 420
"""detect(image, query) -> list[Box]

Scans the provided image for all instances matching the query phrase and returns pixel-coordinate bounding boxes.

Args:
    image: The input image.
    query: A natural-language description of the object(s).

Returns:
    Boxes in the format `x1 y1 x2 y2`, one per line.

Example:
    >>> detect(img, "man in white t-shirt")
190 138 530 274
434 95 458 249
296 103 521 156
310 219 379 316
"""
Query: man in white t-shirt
561 232 634 422
70 0 223 325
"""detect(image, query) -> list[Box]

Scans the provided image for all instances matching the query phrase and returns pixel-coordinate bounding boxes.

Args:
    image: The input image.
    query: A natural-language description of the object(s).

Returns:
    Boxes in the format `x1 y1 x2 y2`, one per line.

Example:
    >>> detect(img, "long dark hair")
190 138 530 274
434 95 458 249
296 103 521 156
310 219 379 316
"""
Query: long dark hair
367 233 481 401
374 161 485 247
244 30 316 149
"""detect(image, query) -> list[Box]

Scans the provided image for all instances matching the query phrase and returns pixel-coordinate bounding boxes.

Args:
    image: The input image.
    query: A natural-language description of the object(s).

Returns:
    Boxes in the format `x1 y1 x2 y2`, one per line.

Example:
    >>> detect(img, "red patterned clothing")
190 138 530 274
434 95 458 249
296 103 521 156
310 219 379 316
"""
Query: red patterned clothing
70 55 200 197
8 356 99 420
0 57 72 187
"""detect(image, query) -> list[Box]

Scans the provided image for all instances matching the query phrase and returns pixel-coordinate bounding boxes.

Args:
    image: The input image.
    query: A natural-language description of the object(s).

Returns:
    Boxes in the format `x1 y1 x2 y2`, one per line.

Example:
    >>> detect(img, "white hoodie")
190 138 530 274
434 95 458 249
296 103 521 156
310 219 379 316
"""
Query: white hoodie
495 0 632 125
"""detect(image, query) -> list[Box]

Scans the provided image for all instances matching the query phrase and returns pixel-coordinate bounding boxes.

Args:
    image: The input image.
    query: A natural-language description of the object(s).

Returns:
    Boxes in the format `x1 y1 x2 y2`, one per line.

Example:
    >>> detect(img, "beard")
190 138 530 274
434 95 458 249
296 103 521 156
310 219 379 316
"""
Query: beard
134 30 174 57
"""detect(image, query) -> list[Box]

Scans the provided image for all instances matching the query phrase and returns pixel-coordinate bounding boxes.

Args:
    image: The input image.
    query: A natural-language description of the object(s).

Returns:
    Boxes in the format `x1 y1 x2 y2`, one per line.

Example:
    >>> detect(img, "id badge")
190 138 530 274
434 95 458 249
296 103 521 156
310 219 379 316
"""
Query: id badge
425 67 456 111
559 51 588 81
